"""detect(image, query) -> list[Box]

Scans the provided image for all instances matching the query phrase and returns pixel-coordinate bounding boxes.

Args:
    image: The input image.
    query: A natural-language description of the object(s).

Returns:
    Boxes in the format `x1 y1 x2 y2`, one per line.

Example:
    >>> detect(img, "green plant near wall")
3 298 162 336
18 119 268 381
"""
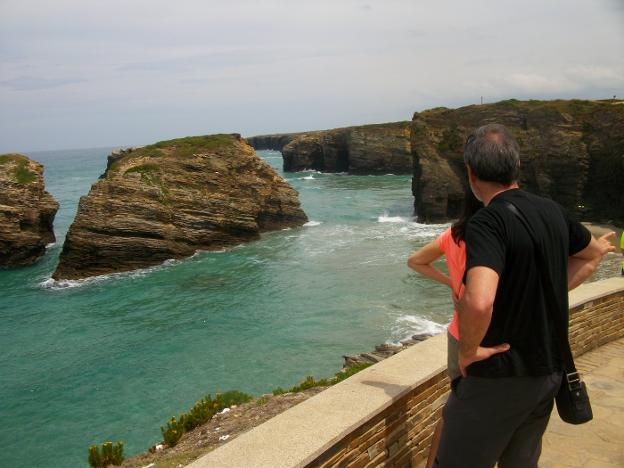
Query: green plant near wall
87 441 124 467
161 390 253 447
272 363 372 395
87 363 372 459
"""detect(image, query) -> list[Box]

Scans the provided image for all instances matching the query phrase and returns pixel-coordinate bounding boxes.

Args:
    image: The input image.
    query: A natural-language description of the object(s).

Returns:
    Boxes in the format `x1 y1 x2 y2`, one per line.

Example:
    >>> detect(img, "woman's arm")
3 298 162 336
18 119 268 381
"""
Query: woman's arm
407 240 452 289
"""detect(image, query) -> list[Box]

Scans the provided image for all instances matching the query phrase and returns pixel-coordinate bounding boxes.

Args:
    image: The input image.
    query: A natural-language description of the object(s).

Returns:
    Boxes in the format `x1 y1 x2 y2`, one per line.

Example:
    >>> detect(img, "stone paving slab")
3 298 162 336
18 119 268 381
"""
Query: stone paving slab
540 338 624 468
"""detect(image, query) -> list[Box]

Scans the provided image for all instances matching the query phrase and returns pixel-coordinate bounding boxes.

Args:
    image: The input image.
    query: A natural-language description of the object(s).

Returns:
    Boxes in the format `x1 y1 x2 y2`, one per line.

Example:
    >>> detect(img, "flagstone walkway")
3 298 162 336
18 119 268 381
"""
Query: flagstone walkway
539 337 624 468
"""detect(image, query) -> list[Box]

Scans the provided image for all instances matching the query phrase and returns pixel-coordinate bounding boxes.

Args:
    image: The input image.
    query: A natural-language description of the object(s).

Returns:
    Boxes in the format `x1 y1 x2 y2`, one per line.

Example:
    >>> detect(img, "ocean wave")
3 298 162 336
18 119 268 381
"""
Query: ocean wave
299 175 315 180
303 220 322 227
38 256 190 290
389 314 447 343
378 215 407 223
377 210 411 223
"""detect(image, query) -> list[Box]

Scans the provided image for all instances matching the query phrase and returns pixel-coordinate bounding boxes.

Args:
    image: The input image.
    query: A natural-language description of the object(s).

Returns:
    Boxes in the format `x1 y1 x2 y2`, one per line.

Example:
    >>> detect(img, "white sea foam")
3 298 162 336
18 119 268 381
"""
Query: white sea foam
377 213 407 223
304 220 322 227
390 315 447 343
300 175 315 180
38 257 183 290
45 242 56 249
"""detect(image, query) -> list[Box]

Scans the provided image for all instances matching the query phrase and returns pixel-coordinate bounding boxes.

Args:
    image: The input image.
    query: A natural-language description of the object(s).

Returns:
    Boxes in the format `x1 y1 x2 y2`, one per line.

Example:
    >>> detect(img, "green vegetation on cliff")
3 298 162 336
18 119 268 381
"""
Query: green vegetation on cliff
0 153 37 184
148 134 237 157
91 363 373 466
88 442 124 467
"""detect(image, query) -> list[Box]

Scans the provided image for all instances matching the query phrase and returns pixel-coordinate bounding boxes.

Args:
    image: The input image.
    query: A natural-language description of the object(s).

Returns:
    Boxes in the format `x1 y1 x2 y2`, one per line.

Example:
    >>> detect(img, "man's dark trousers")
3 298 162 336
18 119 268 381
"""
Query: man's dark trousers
434 371 562 467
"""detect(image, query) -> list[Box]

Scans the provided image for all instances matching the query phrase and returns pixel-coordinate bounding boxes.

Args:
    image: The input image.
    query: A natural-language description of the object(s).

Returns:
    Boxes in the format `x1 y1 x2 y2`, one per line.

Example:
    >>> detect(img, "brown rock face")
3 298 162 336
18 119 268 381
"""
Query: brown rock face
411 99 624 224
281 122 412 174
0 154 59 266
52 134 308 280
246 133 304 152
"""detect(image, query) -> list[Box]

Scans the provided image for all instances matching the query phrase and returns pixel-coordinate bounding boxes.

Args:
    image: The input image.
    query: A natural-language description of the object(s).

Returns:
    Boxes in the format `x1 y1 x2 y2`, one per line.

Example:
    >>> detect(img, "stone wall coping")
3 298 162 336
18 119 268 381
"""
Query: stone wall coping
187 277 624 468
569 276 624 309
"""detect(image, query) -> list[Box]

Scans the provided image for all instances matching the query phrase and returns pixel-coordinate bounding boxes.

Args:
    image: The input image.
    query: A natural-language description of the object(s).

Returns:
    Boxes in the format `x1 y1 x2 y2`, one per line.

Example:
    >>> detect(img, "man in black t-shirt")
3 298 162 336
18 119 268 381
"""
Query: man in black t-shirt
434 124 614 467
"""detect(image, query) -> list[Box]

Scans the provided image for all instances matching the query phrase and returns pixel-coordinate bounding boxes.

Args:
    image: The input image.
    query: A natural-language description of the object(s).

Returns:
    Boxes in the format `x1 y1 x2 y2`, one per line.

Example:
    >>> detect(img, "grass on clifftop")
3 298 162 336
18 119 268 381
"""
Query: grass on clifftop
124 163 160 175
146 134 237 157
0 153 37 183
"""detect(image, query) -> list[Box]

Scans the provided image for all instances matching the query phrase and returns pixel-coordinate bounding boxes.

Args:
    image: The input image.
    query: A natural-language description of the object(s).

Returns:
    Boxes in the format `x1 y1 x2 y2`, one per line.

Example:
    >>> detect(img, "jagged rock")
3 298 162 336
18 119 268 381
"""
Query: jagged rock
343 333 436 368
411 99 624 224
280 122 412 174
52 134 308 280
411 333 433 342
0 154 59 266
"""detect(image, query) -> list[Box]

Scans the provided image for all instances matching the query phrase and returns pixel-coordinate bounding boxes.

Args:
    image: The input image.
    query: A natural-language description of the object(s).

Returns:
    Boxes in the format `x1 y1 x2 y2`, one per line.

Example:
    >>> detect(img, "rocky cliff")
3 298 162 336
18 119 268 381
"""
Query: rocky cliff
281 122 412 174
0 154 59 266
411 99 624 224
53 134 308 280
246 133 306 152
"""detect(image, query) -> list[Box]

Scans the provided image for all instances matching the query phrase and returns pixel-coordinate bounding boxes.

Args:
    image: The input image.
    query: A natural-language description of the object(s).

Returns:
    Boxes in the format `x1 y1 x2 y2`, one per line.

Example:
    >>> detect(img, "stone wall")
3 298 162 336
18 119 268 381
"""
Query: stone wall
569 282 624 357
187 277 624 468
307 372 449 467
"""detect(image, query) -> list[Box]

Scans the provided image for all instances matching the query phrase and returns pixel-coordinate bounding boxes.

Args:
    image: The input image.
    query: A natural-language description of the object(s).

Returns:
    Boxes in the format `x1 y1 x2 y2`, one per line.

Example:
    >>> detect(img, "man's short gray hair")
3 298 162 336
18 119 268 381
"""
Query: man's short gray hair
463 124 520 185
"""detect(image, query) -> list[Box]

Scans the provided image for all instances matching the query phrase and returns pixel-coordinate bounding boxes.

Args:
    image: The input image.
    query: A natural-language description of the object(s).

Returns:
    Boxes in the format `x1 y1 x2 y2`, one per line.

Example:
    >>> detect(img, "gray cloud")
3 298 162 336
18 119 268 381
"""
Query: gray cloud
0 0 622 152
0 76 85 91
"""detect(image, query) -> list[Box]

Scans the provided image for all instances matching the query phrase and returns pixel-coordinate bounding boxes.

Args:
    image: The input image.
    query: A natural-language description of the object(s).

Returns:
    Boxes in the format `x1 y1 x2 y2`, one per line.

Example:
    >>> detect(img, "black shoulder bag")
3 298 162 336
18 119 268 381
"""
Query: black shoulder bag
504 201 593 425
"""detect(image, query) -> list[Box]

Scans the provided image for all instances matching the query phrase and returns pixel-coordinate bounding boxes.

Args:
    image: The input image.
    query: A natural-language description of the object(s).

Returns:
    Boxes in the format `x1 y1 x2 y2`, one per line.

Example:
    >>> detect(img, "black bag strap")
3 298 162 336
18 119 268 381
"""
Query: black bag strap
503 201 580 384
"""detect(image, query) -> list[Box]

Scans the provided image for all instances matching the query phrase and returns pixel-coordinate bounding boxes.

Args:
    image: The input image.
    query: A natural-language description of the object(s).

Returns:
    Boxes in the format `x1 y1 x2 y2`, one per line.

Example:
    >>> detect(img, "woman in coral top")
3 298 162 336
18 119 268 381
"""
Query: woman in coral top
407 190 482 468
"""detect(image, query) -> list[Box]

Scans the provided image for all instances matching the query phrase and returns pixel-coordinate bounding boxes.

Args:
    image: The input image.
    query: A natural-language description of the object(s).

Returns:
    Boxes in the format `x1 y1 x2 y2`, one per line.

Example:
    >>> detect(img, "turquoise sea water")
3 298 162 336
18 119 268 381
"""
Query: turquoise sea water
1 149 454 467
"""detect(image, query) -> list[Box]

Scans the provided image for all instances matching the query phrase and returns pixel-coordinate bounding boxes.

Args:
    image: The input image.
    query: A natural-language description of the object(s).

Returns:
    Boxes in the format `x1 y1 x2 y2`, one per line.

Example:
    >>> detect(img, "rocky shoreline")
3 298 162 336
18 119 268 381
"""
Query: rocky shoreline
0 153 58 267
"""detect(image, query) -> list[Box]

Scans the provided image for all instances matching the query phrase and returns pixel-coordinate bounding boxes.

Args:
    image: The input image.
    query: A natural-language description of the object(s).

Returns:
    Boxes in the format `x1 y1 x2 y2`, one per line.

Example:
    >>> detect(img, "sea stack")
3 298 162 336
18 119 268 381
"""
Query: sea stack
0 154 59 266
280 122 412 174
52 134 308 280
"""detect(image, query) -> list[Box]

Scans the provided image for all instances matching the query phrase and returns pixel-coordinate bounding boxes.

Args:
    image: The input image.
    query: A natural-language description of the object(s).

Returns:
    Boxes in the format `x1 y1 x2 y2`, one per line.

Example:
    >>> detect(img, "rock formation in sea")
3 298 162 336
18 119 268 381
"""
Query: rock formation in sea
283 123 413 175
246 133 306 152
249 122 413 175
410 99 624 224
52 134 308 280
0 154 59 266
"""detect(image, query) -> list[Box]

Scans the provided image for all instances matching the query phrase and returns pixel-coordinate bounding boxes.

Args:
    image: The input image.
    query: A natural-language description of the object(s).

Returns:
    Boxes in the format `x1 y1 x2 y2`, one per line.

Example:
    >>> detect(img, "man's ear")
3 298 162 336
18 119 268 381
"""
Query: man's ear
466 164 477 184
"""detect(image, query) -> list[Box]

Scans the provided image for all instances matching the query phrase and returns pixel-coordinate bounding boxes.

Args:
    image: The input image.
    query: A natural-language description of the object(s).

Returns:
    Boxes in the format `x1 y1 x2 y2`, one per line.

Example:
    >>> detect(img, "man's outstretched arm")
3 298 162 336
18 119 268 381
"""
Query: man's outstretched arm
568 232 615 290
457 266 509 377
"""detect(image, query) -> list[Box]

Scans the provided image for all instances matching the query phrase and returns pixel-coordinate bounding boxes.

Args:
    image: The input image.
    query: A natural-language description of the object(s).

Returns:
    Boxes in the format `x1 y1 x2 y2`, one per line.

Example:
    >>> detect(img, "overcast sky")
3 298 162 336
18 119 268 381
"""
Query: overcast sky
1 0 623 152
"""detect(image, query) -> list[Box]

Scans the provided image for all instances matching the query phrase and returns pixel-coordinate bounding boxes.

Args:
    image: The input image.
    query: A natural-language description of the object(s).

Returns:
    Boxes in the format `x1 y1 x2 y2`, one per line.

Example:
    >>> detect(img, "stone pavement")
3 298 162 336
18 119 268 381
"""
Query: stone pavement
540 337 624 468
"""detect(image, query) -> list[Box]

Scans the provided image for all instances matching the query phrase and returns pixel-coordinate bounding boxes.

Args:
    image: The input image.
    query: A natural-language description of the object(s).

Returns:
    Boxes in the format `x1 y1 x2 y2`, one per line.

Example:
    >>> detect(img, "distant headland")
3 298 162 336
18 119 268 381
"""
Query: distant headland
247 98 624 225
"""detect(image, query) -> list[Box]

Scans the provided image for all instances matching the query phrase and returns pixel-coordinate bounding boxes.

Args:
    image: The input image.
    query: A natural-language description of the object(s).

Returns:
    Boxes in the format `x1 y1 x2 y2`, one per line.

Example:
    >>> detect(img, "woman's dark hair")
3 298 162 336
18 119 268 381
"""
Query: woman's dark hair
451 188 483 244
